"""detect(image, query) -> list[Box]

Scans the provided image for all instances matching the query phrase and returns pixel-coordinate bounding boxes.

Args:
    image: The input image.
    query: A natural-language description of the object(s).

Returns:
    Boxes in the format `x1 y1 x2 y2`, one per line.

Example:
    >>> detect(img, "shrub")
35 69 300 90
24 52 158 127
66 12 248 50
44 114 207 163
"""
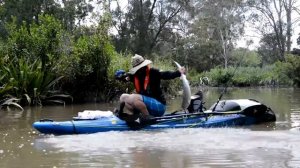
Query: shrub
273 54 300 86
205 67 234 86
203 66 291 87
0 15 72 106
57 32 117 102
5 15 64 70
0 57 71 106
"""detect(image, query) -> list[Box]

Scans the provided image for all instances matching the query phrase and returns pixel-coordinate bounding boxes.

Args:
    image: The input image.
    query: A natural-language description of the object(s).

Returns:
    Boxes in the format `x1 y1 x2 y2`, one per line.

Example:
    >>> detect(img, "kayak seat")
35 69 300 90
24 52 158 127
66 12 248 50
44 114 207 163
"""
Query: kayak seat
188 91 205 113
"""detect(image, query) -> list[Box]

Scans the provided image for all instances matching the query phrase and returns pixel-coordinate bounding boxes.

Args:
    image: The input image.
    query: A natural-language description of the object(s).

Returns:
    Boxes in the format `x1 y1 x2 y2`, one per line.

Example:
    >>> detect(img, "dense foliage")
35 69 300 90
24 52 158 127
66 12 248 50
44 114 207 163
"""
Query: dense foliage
0 15 72 108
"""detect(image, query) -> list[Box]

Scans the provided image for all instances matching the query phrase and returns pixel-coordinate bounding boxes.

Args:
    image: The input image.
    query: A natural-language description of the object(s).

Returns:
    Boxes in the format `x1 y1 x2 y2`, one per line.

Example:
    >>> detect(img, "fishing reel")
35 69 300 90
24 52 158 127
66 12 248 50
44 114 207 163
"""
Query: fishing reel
115 69 129 82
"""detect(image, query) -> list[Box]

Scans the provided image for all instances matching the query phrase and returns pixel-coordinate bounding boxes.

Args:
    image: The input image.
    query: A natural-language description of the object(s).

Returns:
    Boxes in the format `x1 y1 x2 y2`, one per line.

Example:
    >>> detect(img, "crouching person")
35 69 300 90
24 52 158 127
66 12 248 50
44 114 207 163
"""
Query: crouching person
114 54 185 123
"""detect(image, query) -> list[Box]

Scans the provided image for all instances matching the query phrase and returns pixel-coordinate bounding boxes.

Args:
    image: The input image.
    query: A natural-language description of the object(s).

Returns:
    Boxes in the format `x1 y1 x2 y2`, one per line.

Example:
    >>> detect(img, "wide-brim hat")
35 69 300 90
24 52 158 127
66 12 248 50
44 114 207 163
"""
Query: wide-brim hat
129 54 152 74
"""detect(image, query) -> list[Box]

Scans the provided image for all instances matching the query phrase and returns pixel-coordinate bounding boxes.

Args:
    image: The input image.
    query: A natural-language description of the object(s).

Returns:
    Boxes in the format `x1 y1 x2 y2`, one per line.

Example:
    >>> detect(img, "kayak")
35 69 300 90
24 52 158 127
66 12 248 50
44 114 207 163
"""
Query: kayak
32 99 276 135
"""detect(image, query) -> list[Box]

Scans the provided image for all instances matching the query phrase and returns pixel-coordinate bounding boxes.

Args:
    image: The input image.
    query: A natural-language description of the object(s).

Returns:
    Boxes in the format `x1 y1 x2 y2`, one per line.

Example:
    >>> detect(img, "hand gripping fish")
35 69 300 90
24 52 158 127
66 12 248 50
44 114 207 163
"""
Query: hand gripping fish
174 61 191 111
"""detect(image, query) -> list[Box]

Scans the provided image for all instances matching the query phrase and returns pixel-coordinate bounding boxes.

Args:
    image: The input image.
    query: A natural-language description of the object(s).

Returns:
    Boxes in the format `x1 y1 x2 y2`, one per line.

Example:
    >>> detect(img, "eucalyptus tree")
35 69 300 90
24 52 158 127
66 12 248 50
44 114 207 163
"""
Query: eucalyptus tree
247 0 300 60
283 0 294 53
110 0 190 57
189 0 247 69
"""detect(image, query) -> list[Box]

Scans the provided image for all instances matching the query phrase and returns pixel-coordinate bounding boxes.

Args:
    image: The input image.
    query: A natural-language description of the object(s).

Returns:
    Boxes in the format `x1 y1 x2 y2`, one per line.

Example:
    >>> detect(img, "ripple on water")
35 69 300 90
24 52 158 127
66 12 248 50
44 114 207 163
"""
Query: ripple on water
291 108 300 128
33 128 300 167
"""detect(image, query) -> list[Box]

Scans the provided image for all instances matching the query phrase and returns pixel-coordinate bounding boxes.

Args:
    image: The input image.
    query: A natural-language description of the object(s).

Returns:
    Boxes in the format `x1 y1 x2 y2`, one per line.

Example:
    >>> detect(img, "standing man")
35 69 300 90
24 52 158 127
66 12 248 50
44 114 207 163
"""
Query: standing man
114 54 185 122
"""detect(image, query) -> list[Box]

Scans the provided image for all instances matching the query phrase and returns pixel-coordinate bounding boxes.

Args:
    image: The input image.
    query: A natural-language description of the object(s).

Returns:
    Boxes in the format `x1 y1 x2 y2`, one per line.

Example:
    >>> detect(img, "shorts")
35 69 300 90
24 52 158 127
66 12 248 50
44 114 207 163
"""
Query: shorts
142 95 166 117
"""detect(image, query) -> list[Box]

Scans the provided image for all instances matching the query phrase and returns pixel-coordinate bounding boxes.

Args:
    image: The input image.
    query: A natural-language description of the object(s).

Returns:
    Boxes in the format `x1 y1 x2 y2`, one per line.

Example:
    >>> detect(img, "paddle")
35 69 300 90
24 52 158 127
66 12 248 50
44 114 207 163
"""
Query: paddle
148 110 243 123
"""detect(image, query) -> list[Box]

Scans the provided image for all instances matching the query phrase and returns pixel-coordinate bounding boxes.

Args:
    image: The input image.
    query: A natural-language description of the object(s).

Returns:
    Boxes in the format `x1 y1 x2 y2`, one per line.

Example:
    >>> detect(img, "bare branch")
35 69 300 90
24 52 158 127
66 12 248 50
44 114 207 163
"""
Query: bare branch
150 4 183 51
146 0 157 27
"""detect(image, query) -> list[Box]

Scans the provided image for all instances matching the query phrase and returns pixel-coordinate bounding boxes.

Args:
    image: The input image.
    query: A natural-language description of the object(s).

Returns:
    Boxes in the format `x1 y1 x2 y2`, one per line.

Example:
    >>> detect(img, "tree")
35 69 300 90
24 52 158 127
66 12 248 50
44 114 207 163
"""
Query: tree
283 0 298 53
0 0 59 26
59 0 94 32
0 0 93 37
257 33 282 65
247 0 300 60
110 0 189 57
291 33 300 55
189 0 247 69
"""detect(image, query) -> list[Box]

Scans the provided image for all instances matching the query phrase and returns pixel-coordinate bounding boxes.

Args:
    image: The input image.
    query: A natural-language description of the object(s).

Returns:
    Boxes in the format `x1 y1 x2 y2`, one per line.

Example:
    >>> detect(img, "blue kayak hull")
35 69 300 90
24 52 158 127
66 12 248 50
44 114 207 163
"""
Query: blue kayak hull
33 114 257 135
33 99 276 135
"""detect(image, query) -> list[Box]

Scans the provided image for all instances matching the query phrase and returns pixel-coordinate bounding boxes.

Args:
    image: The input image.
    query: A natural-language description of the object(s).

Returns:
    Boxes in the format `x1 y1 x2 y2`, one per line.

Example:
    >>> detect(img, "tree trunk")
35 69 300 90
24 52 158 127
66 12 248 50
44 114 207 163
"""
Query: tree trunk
284 0 292 53
219 30 228 69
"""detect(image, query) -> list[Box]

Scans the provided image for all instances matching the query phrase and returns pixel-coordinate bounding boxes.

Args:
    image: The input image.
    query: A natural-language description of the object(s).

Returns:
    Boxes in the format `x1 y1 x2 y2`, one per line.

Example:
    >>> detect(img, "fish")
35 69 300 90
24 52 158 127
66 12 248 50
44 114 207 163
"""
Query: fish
174 61 191 111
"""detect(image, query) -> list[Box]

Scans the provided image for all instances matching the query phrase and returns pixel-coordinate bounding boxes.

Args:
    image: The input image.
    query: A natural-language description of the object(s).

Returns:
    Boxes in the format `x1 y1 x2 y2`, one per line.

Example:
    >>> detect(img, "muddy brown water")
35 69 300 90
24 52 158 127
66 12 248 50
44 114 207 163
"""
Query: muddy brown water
1 87 300 168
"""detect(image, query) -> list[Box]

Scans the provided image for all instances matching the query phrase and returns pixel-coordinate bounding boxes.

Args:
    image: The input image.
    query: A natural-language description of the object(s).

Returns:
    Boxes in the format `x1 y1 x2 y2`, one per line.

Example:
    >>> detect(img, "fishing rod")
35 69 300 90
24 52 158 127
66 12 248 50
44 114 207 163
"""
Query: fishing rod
211 56 244 112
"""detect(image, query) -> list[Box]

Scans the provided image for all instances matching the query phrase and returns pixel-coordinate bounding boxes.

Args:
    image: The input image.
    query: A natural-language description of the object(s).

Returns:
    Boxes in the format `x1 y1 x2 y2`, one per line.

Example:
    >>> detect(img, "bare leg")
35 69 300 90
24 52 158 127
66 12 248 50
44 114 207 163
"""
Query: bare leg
114 94 136 121
119 94 133 114
120 94 149 116
117 94 155 125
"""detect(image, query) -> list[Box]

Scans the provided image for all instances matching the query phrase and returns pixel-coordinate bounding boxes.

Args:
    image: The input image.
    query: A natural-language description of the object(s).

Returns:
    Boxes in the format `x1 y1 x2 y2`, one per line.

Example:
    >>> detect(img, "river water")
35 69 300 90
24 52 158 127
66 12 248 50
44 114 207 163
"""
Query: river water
1 87 300 168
